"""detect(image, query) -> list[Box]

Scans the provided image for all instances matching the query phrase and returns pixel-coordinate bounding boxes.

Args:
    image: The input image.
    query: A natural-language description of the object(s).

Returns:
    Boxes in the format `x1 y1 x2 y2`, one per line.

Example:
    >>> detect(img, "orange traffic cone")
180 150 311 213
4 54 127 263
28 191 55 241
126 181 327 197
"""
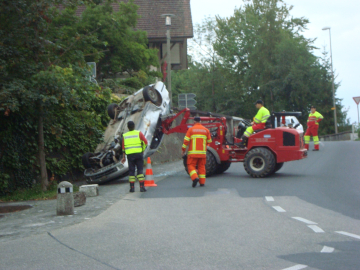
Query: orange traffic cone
144 157 157 187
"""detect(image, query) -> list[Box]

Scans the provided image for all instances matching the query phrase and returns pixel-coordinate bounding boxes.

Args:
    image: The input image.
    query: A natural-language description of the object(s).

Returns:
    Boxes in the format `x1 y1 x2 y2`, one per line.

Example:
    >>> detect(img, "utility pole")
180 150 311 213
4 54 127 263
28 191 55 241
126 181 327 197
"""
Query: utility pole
162 14 175 108
322 27 338 134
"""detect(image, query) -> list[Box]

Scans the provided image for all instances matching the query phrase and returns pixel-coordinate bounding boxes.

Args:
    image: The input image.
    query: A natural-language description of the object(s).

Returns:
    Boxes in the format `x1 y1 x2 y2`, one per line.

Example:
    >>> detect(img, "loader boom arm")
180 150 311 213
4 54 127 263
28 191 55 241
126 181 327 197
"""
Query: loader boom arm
161 108 227 135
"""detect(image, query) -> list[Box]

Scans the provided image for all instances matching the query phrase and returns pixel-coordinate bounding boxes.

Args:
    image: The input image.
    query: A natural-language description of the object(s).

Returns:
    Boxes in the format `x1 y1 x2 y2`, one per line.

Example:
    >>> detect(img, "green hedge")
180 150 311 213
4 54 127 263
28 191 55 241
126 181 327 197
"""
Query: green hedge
0 89 111 195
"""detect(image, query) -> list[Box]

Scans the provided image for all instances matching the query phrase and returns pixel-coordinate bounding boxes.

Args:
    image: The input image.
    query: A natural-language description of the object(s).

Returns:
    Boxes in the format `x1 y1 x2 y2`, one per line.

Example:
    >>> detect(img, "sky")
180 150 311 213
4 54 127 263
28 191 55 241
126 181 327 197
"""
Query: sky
190 0 360 124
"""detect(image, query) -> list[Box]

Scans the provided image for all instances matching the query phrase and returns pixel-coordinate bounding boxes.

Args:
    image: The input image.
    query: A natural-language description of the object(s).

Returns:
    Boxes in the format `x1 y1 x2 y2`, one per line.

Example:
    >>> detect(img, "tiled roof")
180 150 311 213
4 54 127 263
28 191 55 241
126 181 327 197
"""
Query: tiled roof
59 0 193 39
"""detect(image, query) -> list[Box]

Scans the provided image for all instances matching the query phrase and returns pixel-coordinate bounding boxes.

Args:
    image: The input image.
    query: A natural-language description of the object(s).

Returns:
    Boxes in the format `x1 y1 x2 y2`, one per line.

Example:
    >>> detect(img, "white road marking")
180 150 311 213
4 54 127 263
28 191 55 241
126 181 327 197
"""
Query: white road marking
22 221 55 227
282 264 308 270
265 196 274 201
336 231 360 240
321 246 335 253
307 225 325 233
272 206 286 212
292 217 317 225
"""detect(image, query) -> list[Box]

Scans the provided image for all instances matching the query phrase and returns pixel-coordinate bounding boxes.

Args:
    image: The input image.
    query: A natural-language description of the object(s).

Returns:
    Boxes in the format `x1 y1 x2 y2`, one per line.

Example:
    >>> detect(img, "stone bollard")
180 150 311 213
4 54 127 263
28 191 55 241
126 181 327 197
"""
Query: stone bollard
57 181 74 216
73 192 86 207
79 184 99 197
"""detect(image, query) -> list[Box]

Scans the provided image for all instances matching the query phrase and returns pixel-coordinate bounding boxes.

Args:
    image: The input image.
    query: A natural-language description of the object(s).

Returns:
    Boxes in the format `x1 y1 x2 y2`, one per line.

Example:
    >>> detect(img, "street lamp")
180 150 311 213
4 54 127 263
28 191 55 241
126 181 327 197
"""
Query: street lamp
161 14 175 108
322 26 338 134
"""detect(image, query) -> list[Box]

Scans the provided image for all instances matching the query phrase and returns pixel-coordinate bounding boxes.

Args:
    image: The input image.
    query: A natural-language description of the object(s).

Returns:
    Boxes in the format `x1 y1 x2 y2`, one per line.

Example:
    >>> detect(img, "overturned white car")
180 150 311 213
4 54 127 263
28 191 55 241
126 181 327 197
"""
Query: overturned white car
82 81 171 184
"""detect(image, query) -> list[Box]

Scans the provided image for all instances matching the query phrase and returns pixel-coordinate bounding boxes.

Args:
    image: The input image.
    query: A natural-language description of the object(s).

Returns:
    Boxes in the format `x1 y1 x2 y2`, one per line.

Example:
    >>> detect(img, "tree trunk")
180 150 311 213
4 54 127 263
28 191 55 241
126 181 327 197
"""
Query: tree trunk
38 105 48 191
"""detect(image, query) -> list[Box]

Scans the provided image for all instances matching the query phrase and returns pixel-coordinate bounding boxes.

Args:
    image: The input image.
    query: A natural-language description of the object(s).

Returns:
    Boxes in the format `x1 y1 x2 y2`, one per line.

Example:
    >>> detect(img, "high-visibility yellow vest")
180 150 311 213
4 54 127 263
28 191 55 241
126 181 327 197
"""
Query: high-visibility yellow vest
123 130 143 155
254 106 270 124
307 111 323 126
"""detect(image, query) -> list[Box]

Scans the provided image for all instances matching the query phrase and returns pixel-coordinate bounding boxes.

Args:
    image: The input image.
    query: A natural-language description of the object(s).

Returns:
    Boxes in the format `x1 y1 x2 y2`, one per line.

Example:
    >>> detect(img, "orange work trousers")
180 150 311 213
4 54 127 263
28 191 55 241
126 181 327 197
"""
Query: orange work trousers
187 156 206 185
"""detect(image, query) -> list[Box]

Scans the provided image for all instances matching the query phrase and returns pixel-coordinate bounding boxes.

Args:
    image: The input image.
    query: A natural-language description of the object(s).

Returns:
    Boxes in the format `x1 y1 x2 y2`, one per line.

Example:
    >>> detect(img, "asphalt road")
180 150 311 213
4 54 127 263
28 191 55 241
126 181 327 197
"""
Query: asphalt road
1 141 360 270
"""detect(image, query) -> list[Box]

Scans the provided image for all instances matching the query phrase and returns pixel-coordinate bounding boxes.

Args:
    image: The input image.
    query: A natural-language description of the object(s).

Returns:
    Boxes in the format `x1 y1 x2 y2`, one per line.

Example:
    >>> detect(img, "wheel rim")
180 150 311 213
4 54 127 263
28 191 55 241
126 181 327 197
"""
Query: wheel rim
249 156 265 172
148 88 158 102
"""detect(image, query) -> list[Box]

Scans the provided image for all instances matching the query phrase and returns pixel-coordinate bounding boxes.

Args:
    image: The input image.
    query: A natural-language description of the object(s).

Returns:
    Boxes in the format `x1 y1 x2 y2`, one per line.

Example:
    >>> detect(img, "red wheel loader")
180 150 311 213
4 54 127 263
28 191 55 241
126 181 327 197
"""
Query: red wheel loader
161 109 307 178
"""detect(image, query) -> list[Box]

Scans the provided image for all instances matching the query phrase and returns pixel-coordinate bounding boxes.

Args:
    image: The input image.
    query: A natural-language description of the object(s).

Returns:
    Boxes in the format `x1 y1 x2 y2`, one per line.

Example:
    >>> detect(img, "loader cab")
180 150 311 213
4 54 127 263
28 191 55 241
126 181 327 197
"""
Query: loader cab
271 112 302 129
228 116 247 143
236 111 302 138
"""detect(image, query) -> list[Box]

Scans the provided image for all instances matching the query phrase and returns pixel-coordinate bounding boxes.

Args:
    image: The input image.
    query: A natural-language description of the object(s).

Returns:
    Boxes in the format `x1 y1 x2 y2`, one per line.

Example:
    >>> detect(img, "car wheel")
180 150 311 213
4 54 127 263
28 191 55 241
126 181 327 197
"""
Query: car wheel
150 131 163 149
243 147 275 178
143 86 162 105
107 103 119 119
82 152 95 169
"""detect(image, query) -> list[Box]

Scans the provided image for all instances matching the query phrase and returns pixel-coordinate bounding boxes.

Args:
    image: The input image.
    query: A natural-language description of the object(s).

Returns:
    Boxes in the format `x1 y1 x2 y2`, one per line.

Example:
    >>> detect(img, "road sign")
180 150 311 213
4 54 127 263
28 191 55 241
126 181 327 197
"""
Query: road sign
87 62 96 78
331 107 335 110
353 96 360 105
178 93 196 100
178 99 197 107
353 96 360 124
178 93 197 110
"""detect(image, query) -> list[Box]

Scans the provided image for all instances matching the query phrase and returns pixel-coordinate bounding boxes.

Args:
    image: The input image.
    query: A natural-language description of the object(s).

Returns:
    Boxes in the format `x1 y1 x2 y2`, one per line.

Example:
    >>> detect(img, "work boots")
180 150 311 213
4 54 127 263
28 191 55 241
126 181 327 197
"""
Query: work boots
140 181 147 192
192 178 199 188
129 182 135 193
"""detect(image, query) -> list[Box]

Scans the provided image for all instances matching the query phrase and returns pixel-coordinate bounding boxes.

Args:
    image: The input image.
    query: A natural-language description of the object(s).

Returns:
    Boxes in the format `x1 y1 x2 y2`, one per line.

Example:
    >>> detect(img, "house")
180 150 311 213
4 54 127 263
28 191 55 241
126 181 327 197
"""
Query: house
130 0 193 71
67 0 193 71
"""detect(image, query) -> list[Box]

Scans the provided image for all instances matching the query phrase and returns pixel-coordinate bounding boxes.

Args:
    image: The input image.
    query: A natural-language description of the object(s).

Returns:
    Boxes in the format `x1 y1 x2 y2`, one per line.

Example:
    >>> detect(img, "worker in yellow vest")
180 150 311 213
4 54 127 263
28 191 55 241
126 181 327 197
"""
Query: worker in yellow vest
304 106 324 151
121 121 148 192
239 100 270 148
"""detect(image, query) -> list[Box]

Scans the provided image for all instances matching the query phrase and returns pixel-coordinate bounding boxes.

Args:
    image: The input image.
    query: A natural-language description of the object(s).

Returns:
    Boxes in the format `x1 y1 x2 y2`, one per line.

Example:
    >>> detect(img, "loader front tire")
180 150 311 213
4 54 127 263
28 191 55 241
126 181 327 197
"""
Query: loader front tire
244 147 275 178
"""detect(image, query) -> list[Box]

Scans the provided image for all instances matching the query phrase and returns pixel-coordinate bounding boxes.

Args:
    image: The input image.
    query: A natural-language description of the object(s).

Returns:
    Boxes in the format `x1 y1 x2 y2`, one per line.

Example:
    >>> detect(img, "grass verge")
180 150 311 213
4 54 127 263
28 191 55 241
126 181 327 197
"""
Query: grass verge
0 182 79 202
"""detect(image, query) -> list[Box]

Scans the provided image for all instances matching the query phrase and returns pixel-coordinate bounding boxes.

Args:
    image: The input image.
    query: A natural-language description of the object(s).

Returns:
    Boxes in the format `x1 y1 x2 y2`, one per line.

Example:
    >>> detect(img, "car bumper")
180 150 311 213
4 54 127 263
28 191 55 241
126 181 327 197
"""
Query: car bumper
84 160 129 184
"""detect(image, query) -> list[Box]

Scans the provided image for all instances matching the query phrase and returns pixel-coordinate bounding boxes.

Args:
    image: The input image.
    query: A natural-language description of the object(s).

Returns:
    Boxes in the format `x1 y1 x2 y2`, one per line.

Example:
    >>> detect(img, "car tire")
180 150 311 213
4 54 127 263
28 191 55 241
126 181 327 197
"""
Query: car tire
82 152 95 169
244 147 275 178
107 103 119 119
150 131 163 149
143 86 162 105
182 150 218 177
215 162 231 174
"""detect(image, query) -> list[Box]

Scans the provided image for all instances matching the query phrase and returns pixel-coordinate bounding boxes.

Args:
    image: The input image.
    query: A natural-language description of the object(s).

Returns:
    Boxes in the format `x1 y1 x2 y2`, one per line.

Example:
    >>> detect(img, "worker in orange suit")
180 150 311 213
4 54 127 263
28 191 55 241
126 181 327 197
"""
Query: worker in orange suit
181 116 212 188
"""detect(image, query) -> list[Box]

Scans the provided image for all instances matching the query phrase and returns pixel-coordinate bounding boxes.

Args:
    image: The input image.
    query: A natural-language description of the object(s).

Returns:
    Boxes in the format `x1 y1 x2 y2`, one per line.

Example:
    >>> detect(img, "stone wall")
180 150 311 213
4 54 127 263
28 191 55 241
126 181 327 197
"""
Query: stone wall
150 115 185 165
319 131 358 141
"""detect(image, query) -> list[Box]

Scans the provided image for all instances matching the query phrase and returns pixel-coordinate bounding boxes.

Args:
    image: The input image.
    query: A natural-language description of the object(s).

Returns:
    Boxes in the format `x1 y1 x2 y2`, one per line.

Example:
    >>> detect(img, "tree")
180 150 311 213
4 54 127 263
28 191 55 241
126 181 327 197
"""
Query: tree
0 0 158 192
64 1 160 80
0 0 104 190
173 18 230 113
172 0 348 134
213 0 346 131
